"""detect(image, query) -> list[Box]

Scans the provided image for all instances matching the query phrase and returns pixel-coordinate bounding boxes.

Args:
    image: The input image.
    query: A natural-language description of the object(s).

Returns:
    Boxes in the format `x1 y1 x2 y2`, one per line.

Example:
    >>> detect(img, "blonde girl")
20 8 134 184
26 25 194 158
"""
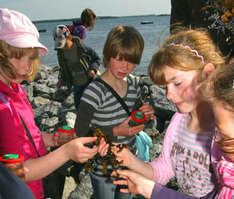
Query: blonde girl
113 28 225 198
0 8 98 199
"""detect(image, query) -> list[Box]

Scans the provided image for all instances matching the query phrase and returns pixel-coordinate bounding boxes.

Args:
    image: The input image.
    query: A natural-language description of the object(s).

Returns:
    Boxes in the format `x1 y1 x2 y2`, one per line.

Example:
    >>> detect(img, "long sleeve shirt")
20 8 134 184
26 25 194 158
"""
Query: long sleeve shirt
150 112 216 198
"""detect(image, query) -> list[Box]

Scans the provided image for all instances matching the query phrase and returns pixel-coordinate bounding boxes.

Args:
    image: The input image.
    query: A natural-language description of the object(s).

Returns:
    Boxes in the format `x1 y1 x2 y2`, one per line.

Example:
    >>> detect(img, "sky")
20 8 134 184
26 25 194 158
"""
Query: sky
1 0 171 21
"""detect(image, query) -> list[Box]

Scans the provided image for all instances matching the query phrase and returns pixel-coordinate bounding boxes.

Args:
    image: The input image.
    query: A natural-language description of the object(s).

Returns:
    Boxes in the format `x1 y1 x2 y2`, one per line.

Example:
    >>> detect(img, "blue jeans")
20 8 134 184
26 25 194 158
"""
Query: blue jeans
73 82 90 110
89 172 132 199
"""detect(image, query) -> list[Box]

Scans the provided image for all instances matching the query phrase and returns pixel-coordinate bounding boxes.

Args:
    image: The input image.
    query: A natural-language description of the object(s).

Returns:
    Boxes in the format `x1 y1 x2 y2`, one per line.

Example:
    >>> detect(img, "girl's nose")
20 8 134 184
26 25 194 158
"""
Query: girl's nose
166 86 176 101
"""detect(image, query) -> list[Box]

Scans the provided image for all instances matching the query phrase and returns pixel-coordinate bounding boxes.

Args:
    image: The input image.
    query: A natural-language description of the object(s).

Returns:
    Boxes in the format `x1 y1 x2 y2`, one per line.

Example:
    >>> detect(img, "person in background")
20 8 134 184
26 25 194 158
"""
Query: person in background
52 24 100 198
68 8 96 44
75 25 155 199
54 25 101 110
198 63 234 198
112 29 225 198
0 8 98 199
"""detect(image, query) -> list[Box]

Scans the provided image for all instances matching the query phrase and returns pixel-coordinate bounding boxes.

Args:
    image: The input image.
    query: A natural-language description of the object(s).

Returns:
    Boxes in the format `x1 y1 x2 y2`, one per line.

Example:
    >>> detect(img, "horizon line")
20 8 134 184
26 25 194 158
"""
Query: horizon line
33 13 170 23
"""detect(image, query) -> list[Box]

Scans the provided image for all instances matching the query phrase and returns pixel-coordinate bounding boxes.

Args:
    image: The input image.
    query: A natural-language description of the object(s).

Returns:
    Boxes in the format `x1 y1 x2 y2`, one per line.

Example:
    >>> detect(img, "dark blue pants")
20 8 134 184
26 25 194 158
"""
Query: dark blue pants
89 172 132 199
73 82 90 110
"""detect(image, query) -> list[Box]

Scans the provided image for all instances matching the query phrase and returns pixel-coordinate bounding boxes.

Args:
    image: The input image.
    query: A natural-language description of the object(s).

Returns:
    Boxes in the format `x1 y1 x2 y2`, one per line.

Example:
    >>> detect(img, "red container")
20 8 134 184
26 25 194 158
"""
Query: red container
0 154 25 181
128 110 147 127
57 125 75 146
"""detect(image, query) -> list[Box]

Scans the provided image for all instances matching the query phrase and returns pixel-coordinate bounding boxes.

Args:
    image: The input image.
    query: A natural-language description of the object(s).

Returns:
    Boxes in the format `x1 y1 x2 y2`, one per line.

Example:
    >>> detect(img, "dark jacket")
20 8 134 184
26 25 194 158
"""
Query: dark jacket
0 162 35 199
57 37 101 88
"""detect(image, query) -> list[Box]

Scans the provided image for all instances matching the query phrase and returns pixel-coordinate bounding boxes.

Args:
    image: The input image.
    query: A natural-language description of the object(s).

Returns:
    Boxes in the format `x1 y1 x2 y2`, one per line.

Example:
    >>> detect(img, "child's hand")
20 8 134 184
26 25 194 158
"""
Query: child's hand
98 138 109 157
89 69 96 78
52 132 59 147
113 116 144 136
65 137 98 163
41 132 59 147
139 103 156 120
111 145 134 167
111 169 155 199
52 132 77 147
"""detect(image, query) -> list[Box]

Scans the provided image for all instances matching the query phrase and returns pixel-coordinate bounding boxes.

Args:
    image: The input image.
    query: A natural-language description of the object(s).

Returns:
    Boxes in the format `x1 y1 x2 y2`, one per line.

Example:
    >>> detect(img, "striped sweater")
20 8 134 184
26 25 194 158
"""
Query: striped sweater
75 74 141 175
215 158 234 199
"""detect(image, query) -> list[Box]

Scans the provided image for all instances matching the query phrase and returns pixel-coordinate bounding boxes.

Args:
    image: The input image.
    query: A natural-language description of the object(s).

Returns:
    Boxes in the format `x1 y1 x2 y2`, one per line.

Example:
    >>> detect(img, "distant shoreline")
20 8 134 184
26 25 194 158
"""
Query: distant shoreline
33 14 170 23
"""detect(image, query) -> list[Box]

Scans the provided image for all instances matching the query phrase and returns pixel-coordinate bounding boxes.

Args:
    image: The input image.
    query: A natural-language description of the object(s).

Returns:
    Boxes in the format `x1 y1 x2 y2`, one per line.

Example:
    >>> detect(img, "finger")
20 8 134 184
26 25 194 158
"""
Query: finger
119 189 130 194
99 146 108 157
82 147 98 156
111 170 129 179
79 137 97 144
115 170 132 178
113 180 128 185
132 125 145 133
125 116 131 122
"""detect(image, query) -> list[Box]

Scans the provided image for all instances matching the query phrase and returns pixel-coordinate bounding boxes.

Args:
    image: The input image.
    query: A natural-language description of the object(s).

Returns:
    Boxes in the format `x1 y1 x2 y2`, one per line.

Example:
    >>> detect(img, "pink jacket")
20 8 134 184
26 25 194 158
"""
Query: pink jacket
0 80 47 199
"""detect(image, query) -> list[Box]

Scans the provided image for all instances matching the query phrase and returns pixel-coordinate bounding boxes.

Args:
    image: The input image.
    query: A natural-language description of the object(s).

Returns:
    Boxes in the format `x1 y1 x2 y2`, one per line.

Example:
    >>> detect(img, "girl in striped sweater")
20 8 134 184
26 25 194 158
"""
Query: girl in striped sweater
74 25 155 199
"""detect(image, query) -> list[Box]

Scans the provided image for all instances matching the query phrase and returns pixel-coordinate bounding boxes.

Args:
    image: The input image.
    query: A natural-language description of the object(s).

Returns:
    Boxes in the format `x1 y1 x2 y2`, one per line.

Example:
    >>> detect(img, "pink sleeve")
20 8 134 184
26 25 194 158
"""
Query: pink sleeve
150 112 182 185
218 160 234 189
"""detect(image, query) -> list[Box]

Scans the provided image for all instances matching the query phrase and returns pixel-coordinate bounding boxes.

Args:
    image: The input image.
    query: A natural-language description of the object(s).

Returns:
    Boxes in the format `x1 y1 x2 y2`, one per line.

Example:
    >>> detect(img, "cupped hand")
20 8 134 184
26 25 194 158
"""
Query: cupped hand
66 137 98 163
98 138 109 157
113 116 144 137
112 169 155 199
139 103 156 120
111 145 134 167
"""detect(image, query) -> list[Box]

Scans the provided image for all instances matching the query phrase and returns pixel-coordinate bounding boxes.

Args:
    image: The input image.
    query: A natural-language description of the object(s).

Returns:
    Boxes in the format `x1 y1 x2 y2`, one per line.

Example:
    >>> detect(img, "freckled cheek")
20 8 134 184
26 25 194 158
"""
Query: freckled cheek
181 86 197 102
110 60 119 70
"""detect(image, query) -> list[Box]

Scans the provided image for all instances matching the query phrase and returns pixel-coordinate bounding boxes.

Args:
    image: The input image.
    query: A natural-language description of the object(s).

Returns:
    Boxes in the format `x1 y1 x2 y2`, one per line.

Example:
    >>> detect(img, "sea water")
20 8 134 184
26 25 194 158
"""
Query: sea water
36 15 170 74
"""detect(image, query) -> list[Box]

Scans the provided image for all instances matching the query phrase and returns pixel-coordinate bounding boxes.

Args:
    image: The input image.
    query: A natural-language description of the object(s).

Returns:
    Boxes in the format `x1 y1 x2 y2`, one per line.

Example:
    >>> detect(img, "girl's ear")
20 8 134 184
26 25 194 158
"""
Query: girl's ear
202 63 215 79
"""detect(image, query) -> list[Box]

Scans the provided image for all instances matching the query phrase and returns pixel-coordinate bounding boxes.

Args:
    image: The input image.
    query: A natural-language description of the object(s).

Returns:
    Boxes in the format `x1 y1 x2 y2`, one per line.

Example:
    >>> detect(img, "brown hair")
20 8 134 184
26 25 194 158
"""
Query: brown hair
0 40 40 81
102 25 144 68
81 8 96 27
149 29 225 85
198 63 234 160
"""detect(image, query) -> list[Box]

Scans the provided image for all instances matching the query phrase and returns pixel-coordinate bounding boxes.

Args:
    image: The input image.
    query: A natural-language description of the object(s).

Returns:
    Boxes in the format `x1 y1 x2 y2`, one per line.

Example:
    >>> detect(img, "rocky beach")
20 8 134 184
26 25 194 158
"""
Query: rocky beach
22 64 177 199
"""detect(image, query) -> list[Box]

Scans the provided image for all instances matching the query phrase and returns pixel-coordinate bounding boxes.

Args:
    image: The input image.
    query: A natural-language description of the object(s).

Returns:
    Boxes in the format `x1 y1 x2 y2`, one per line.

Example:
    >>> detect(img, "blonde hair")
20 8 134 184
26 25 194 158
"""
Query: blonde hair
149 29 225 85
103 25 144 68
0 40 40 81
198 63 234 160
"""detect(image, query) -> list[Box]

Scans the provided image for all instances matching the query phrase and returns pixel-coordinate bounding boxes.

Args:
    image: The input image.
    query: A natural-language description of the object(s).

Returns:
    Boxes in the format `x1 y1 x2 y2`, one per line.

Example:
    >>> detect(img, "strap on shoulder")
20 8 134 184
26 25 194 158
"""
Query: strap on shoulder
95 78 131 115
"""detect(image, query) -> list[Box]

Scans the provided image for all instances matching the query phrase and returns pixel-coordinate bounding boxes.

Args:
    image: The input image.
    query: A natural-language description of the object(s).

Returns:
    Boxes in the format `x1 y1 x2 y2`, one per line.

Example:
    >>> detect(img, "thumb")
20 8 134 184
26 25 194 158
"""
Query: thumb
79 137 97 144
125 116 132 122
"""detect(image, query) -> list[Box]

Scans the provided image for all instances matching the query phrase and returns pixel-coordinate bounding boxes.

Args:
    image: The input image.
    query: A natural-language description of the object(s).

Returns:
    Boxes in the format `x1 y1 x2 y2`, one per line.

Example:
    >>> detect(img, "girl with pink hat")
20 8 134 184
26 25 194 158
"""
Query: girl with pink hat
0 8 99 199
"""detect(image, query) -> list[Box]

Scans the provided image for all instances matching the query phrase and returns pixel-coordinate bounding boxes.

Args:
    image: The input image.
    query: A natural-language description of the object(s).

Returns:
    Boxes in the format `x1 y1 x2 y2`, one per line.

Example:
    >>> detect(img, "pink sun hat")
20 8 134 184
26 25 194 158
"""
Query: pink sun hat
0 8 48 55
